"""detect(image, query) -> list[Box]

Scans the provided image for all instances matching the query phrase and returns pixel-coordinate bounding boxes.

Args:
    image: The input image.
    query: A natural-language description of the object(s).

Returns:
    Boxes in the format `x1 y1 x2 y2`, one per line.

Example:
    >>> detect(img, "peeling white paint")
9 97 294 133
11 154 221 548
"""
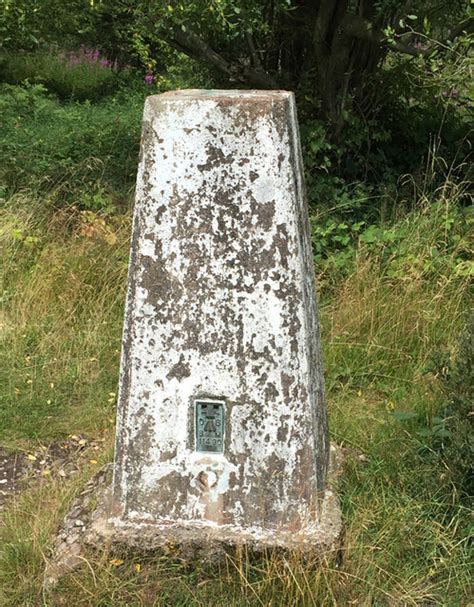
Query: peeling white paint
112 90 329 543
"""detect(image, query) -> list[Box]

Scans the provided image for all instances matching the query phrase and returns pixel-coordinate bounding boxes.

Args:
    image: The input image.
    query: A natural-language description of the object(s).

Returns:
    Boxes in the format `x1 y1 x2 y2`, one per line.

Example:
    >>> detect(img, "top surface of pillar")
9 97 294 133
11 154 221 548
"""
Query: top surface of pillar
153 89 291 98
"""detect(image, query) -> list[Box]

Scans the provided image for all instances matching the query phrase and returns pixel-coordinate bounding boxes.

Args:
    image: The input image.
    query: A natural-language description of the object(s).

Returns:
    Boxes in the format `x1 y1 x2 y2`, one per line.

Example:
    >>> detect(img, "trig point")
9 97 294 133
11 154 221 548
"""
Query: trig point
95 90 341 551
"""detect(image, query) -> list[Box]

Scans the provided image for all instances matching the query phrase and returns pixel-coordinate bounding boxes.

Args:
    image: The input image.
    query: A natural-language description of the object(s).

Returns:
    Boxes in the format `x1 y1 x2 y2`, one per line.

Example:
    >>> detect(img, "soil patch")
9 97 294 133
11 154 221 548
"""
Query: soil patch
0 435 106 511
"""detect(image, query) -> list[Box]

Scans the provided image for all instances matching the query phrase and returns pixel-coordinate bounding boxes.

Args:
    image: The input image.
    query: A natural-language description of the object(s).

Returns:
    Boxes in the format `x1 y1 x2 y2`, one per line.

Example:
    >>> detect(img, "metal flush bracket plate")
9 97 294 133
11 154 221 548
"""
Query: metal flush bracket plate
195 400 225 453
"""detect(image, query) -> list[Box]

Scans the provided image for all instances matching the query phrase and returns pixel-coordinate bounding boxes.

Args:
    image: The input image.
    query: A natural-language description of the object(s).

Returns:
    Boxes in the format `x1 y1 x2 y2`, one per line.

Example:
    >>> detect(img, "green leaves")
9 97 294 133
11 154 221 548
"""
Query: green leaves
391 410 452 442
0 81 142 206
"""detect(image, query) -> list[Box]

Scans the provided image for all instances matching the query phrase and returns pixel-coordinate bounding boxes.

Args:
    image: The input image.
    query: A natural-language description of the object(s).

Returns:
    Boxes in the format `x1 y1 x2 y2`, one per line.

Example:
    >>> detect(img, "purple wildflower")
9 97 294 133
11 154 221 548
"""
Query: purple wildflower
414 40 427 51
144 73 154 84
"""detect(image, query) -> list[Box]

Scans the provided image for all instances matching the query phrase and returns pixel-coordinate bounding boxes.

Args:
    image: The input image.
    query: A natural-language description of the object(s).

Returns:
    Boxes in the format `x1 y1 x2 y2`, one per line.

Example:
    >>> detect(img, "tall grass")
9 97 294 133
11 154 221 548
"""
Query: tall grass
0 50 124 101
0 175 472 604
0 195 129 443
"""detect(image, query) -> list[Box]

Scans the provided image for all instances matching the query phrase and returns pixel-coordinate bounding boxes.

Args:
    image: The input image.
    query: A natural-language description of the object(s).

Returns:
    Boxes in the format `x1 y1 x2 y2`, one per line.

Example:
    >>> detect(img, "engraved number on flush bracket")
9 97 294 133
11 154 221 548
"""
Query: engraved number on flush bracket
195 400 225 453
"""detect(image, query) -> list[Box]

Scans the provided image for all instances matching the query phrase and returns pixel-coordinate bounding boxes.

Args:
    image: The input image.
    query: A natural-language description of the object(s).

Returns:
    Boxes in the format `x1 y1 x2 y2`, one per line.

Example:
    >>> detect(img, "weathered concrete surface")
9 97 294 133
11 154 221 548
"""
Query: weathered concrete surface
110 89 335 548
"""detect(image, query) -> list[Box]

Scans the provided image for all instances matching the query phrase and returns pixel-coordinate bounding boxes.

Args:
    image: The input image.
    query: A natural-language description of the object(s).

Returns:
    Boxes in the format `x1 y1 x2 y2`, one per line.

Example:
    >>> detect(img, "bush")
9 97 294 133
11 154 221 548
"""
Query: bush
310 169 473 286
0 82 143 207
298 37 471 233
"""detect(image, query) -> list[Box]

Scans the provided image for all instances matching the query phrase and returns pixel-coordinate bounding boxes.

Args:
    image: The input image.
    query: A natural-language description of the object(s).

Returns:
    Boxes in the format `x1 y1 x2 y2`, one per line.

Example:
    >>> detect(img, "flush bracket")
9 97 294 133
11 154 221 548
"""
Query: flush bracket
195 400 225 453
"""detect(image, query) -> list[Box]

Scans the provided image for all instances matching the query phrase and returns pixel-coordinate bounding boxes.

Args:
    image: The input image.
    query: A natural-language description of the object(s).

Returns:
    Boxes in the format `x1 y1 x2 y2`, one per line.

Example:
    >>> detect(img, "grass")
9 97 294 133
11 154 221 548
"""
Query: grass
0 197 129 444
0 173 471 605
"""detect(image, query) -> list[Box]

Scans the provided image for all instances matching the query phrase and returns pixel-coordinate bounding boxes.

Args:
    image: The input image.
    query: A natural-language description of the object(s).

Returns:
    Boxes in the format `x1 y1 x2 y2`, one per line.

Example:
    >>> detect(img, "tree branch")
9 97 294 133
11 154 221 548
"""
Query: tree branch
165 27 231 75
342 14 473 57
164 26 278 89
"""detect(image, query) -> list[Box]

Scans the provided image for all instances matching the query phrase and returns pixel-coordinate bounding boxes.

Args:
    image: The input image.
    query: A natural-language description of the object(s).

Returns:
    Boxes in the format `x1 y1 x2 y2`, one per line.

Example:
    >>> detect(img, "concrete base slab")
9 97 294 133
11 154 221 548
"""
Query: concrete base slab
44 445 343 590
87 486 341 554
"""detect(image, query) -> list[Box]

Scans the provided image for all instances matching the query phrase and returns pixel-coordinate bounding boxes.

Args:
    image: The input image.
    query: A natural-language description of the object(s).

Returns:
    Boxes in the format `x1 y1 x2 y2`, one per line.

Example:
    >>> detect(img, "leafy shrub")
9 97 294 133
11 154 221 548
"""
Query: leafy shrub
0 82 143 207
298 35 471 235
310 169 473 284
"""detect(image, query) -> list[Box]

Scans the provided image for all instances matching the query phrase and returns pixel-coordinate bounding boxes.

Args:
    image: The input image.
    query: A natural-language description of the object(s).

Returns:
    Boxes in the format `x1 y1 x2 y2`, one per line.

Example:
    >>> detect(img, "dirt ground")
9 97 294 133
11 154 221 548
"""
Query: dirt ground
0 435 106 511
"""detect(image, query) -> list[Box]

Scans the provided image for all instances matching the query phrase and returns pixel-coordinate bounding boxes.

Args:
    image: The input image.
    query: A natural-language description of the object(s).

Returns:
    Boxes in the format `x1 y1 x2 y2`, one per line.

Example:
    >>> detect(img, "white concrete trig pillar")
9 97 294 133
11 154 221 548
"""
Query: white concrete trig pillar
107 90 340 550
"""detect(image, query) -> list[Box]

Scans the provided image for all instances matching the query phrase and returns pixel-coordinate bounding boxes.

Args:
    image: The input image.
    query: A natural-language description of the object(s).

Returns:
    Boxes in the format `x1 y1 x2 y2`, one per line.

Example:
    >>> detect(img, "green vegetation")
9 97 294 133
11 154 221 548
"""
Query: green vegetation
0 51 123 101
1 175 471 605
0 1 472 604
0 83 141 202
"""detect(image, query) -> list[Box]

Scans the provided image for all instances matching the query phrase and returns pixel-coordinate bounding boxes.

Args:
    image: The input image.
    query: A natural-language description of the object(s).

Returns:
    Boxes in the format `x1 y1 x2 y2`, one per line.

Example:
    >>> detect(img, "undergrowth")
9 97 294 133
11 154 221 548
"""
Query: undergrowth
0 83 143 204
0 50 125 101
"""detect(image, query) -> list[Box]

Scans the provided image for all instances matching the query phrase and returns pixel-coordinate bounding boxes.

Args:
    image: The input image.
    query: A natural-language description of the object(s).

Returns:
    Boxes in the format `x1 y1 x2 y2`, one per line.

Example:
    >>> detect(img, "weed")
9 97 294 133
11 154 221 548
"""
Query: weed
0 83 142 205
0 50 125 101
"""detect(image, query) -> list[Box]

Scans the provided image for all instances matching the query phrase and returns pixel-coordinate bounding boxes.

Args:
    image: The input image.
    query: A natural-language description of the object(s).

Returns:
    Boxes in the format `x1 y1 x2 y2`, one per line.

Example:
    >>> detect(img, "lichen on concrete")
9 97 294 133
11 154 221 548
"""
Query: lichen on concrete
111 89 334 547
